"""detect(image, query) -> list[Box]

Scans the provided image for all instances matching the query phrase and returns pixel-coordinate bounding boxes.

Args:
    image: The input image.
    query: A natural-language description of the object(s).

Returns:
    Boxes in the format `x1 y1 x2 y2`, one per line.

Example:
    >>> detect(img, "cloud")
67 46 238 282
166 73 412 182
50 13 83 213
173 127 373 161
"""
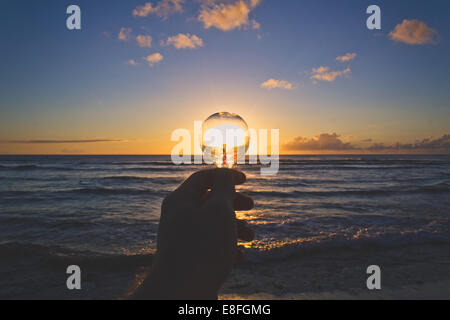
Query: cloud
311 66 351 82
119 30 152 48
251 20 261 30
162 33 204 49
0 139 127 144
133 0 184 20
125 59 139 66
283 133 356 151
118 27 132 41
312 66 329 74
136 35 152 48
336 53 357 62
143 53 164 67
260 78 293 90
198 0 261 31
367 135 450 152
282 133 450 153
389 19 437 45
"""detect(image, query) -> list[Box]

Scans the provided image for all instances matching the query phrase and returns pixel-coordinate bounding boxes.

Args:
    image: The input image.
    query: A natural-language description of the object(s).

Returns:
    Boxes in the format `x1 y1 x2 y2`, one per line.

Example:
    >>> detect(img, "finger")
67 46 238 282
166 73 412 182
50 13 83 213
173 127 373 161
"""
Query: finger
210 168 236 202
199 190 212 204
176 168 246 200
236 219 255 241
200 191 253 209
234 193 254 211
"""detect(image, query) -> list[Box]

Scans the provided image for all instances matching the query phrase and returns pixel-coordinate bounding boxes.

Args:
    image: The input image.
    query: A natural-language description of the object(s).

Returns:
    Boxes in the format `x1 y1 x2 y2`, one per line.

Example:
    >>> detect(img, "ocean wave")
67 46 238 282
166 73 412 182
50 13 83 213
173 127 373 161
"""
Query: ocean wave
246 186 450 198
0 163 190 172
2 184 447 201
421 182 450 192
122 166 189 172
279 165 428 171
246 189 393 198
278 158 448 165
0 164 74 171
0 164 39 170
71 187 168 196
241 230 450 264
0 187 169 199
106 161 174 166
100 176 182 184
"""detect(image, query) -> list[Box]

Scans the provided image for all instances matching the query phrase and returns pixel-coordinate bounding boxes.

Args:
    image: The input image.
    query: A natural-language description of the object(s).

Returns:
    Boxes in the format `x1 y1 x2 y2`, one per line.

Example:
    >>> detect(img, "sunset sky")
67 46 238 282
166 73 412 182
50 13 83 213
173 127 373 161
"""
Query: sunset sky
1 0 449 154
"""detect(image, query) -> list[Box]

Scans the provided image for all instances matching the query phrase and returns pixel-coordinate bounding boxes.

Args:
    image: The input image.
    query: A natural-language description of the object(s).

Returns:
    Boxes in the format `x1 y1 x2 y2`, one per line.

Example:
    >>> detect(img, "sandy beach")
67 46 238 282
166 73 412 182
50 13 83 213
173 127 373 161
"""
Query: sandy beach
221 243 450 299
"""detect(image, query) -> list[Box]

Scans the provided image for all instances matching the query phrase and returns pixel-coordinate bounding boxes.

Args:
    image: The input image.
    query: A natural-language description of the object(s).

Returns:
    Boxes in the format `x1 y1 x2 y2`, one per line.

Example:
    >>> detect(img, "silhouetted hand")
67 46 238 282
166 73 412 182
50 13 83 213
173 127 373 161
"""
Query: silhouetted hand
134 168 255 300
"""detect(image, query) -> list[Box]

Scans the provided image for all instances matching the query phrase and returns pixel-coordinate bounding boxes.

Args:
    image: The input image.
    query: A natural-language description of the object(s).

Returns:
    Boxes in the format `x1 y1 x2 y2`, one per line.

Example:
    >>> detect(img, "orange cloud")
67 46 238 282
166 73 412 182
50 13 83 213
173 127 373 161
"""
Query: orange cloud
143 53 163 67
133 0 184 20
118 27 132 41
162 33 204 49
389 19 437 45
136 35 152 48
260 78 293 90
312 66 329 74
198 0 261 31
336 53 357 62
125 59 139 66
311 66 351 82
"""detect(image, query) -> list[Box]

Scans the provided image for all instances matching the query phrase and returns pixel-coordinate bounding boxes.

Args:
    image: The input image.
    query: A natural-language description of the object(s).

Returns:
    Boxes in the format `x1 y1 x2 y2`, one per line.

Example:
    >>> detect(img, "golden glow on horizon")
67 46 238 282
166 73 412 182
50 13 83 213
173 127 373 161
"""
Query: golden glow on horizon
1 102 448 155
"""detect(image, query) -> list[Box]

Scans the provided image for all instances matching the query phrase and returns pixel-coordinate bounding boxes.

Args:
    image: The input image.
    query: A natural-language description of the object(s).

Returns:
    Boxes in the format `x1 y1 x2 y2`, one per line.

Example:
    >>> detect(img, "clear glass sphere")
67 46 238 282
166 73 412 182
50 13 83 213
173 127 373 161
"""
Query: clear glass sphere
202 112 249 167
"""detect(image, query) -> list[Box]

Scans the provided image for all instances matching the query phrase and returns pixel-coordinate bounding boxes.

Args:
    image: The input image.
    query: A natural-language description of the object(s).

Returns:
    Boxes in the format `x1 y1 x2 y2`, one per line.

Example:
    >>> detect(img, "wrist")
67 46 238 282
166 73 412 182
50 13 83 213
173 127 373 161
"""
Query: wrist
135 252 218 300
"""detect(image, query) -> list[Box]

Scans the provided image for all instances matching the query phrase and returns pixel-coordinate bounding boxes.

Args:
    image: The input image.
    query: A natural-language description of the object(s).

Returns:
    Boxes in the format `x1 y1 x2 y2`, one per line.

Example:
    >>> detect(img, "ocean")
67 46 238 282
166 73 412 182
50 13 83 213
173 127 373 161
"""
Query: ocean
1 155 450 299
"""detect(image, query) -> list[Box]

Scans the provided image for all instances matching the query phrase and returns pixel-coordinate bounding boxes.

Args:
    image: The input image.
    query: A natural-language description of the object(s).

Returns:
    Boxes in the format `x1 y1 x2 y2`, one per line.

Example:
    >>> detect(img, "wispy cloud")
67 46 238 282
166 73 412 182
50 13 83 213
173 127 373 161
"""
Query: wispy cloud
133 0 184 20
143 53 164 67
336 53 357 62
118 27 132 42
367 135 450 152
162 33 204 49
311 66 351 82
198 0 261 31
125 59 139 66
260 78 293 90
389 19 437 45
136 35 152 48
0 139 127 144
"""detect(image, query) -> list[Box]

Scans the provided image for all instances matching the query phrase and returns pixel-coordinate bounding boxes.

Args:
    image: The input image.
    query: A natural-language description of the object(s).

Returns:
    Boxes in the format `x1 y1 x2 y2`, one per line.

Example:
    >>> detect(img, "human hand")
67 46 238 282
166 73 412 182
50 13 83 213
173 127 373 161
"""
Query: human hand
134 168 255 300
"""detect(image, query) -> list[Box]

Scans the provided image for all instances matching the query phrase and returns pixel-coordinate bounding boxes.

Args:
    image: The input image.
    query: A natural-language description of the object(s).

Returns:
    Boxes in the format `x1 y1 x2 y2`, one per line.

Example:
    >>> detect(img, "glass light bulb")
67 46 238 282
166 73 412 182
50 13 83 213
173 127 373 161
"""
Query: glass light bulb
202 112 249 168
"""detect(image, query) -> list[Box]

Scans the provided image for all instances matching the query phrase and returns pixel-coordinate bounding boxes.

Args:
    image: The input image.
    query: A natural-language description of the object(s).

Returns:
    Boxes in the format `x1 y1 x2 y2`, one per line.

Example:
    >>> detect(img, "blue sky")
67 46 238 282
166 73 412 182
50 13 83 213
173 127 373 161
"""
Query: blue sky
0 0 449 154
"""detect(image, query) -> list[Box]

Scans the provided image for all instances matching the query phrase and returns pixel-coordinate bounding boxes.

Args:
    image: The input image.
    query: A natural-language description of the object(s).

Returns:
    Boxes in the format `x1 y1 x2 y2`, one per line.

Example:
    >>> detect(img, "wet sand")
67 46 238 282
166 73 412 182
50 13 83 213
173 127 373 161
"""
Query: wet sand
220 243 450 300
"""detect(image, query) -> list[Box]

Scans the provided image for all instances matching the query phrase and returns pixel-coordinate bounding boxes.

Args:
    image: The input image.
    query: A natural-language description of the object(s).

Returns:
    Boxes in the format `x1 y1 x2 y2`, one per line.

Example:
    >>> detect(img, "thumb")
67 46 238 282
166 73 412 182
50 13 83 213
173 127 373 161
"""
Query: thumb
210 168 236 204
